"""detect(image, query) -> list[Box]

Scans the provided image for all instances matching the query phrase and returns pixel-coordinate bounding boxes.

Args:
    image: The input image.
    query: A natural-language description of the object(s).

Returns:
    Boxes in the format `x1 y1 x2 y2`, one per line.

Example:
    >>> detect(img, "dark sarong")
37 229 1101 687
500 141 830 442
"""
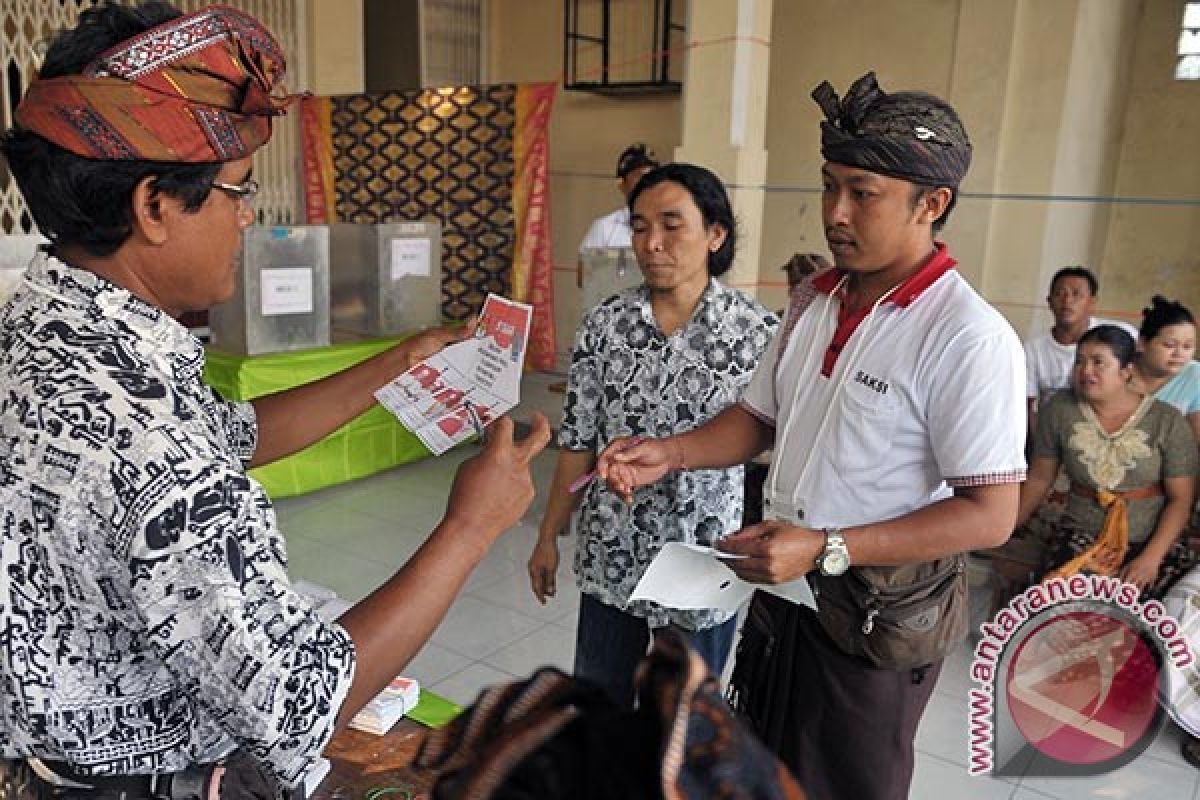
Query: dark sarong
729 592 942 800
1046 522 1197 601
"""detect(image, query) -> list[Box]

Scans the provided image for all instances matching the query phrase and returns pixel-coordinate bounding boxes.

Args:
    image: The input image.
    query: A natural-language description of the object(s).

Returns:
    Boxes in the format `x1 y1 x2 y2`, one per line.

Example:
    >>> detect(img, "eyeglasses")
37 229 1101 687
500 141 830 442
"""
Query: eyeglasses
210 178 260 204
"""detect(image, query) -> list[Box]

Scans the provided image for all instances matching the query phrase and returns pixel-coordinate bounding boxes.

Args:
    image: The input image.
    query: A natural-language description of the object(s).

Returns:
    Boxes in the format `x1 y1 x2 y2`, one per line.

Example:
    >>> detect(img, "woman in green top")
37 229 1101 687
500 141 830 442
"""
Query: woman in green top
1016 325 1198 599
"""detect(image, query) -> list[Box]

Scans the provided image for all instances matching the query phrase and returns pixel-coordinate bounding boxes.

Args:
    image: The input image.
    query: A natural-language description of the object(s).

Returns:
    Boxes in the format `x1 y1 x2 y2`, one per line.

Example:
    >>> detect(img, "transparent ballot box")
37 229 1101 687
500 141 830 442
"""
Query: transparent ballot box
581 247 642 312
329 222 443 337
209 225 330 355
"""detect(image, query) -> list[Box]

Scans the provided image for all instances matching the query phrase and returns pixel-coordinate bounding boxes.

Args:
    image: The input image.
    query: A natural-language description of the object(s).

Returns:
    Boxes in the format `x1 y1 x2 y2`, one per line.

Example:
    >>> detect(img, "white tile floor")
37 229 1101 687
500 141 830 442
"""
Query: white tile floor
275 373 1200 800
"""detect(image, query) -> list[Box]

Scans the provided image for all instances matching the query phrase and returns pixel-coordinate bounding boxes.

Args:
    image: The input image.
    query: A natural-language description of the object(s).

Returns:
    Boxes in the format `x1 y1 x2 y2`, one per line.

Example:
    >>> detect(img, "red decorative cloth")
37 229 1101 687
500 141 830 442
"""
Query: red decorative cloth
15 5 299 162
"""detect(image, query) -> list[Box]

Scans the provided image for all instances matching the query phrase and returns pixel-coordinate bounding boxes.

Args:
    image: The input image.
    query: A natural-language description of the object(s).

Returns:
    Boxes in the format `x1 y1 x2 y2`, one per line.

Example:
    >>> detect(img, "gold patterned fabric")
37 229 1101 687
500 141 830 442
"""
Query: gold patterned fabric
326 86 516 321
1045 485 1157 580
299 84 557 367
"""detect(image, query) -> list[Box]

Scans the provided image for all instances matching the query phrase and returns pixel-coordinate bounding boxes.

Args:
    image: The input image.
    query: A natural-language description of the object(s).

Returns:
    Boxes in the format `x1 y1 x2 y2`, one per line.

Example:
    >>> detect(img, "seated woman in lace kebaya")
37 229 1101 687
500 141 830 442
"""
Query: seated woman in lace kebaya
1015 325 1198 599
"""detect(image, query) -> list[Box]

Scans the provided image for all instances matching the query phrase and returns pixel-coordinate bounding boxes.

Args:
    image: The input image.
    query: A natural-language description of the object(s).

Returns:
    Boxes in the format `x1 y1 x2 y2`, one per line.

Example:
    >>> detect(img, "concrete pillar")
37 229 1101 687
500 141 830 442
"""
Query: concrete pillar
943 0 1021 293
675 0 773 294
960 0 1139 337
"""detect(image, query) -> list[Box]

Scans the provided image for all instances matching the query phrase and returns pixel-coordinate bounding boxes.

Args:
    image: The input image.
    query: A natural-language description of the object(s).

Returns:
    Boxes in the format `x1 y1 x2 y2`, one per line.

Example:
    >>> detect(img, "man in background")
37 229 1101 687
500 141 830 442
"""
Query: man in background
575 142 660 287
1025 265 1137 436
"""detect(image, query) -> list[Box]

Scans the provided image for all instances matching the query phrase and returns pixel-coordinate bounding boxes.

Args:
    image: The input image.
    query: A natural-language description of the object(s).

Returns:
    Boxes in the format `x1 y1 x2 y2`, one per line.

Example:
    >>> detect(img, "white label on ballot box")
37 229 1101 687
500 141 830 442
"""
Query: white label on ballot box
390 238 432 280
260 267 314 316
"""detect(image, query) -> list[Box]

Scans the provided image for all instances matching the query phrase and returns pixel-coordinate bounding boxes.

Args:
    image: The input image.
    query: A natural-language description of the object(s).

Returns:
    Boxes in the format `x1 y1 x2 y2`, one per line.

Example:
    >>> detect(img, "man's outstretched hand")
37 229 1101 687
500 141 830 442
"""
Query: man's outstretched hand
443 413 552 541
401 316 479 368
595 436 683 503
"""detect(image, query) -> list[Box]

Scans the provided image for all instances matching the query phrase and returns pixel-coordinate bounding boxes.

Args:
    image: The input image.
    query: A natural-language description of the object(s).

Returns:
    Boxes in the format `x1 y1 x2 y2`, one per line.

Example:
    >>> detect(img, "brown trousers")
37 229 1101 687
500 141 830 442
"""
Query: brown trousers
729 592 943 800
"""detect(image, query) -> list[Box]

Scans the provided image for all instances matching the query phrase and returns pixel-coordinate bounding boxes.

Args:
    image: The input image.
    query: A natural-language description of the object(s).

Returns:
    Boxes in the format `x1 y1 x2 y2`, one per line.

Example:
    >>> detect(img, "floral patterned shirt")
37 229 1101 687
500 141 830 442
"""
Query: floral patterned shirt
560 280 778 630
0 254 355 786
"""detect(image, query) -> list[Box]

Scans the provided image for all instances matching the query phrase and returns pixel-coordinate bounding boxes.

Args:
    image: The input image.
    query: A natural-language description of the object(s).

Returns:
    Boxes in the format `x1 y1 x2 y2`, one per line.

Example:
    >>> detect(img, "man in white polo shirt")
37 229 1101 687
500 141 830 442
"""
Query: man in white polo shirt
576 144 659 271
1025 265 1137 436
597 72 1026 800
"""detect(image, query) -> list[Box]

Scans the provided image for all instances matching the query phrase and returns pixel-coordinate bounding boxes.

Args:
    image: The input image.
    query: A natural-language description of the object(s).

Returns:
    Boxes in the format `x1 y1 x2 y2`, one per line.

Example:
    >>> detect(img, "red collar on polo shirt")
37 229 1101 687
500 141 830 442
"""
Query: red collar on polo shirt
811 242 957 377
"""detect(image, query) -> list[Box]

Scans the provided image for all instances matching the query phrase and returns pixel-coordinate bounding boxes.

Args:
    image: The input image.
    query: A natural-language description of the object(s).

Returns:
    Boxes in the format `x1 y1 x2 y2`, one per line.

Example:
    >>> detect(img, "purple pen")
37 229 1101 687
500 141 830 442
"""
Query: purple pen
567 470 595 494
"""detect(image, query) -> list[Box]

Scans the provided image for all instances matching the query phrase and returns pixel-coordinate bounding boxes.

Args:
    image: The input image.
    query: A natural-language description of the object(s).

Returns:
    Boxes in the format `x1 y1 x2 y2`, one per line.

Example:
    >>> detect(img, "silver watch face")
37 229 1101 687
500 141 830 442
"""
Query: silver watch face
821 550 850 576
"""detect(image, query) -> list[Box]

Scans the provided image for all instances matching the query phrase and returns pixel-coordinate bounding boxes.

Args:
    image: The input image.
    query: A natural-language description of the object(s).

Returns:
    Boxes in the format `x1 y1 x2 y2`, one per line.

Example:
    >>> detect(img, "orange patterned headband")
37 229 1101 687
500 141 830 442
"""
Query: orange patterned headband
14 4 300 163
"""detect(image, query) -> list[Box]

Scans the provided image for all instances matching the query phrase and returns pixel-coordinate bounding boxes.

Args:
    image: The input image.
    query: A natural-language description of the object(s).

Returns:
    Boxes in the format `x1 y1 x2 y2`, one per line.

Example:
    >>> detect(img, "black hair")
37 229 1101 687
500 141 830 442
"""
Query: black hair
854 87 967 237
1140 295 1196 341
1078 324 1137 367
616 143 658 179
0 1 220 257
627 163 737 278
908 183 957 235
1049 266 1098 296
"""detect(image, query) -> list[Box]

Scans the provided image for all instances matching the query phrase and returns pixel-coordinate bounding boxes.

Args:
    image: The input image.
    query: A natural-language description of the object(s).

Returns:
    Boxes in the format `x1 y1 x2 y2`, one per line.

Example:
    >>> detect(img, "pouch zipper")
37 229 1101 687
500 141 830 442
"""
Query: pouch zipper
854 558 964 635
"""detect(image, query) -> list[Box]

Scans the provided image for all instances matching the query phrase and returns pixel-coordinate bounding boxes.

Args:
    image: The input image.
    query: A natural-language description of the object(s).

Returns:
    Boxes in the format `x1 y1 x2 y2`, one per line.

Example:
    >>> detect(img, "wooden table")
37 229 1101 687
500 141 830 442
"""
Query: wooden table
311 720 434 799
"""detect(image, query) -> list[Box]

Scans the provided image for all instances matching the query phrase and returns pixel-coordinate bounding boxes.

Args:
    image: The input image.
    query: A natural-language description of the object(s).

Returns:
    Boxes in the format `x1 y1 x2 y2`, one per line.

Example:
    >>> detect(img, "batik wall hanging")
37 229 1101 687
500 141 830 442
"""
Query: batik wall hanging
300 82 556 370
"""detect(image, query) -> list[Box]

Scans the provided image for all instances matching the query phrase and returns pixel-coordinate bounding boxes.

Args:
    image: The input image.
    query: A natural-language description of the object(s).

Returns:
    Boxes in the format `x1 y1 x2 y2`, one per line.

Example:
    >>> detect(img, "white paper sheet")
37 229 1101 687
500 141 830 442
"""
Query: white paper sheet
630 542 817 613
630 543 753 612
260 266 314 316
390 238 432 280
375 294 532 454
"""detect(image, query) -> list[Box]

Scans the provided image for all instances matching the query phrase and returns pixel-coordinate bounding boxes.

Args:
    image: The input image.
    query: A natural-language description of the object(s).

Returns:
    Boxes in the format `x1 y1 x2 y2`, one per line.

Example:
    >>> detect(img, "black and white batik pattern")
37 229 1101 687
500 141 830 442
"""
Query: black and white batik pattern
0 255 355 786
560 280 778 631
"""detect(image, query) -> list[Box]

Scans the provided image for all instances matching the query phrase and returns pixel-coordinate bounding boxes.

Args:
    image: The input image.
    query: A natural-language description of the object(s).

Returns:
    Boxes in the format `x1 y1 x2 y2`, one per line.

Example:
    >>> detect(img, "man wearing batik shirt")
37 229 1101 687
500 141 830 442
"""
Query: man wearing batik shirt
528 164 778 707
599 73 1026 799
0 3 548 797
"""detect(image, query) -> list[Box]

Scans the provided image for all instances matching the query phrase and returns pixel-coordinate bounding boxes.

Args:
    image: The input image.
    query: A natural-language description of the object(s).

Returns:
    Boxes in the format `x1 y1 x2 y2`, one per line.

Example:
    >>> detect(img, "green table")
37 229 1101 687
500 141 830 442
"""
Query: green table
204 339 433 499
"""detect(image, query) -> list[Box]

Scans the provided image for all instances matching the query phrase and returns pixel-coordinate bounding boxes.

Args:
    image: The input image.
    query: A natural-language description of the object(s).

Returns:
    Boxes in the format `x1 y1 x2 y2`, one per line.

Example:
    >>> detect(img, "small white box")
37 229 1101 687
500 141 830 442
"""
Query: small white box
348 676 421 735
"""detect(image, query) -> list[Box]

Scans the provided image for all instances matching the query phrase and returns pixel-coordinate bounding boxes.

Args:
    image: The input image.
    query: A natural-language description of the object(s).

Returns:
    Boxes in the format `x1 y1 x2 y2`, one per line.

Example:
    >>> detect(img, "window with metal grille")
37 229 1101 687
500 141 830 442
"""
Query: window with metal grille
422 0 483 87
564 0 686 94
1178 1 1200 80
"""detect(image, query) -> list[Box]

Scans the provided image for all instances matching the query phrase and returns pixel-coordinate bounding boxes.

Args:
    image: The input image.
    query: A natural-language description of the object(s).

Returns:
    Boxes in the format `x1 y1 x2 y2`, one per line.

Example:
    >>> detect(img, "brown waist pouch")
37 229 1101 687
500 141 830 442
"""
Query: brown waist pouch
810 554 968 671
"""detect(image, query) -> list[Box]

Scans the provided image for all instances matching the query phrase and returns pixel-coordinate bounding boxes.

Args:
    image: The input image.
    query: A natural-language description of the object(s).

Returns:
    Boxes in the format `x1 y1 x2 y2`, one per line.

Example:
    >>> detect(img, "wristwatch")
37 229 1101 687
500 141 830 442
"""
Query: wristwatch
817 528 850 577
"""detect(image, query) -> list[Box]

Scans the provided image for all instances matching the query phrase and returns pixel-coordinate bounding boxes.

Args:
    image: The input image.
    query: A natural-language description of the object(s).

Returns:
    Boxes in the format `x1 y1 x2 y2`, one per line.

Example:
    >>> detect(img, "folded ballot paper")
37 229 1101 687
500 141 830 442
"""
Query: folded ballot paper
348 676 422 736
375 294 532 455
630 543 817 613
301 757 331 798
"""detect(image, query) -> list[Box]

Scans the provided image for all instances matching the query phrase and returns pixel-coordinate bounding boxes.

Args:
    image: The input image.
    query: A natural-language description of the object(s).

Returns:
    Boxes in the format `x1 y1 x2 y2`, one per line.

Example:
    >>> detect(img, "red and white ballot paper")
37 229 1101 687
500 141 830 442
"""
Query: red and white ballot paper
375 294 532 455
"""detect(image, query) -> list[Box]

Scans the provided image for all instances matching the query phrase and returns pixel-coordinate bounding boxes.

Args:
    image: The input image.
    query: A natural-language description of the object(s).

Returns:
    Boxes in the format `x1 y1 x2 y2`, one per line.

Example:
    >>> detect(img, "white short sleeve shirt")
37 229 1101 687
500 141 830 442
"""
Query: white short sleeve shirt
740 246 1027 530
578 207 632 254
1025 317 1140 406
